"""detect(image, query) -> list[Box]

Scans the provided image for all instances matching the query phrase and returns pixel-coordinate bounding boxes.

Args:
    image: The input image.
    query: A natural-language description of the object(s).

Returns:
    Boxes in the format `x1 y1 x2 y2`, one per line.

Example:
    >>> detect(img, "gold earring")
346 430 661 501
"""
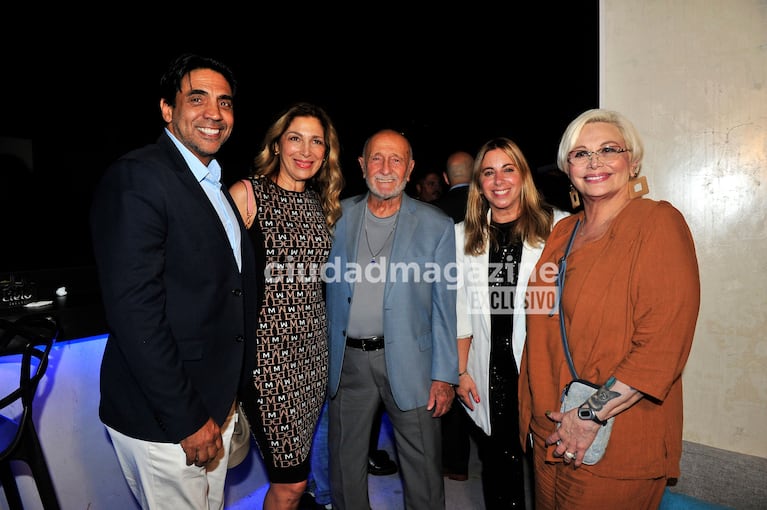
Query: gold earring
569 185 581 209
628 175 649 199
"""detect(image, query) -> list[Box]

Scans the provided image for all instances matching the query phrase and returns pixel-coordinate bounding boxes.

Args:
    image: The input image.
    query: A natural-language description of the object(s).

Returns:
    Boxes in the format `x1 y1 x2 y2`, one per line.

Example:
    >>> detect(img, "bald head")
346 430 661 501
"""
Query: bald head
444 151 474 186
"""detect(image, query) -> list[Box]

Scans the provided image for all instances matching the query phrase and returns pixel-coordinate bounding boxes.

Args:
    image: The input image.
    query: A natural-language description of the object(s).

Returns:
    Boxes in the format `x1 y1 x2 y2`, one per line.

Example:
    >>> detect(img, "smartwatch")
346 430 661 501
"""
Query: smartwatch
577 406 608 426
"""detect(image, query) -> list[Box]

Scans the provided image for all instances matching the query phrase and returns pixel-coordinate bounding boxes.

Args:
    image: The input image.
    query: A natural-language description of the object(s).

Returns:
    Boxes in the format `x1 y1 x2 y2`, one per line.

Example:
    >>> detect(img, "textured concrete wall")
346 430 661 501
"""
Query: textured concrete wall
601 0 767 459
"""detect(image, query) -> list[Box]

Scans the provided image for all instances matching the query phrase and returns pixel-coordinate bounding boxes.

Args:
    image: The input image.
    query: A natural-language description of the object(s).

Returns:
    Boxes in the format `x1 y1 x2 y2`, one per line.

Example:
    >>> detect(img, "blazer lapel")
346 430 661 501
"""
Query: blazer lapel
160 132 240 271
345 196 367 261
385 196 419 301
389 195 417 265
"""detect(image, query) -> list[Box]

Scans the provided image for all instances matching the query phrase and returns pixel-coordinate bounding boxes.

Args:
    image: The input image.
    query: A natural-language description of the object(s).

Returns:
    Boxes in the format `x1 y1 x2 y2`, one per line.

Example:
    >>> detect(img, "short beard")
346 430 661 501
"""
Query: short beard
367 176 407 200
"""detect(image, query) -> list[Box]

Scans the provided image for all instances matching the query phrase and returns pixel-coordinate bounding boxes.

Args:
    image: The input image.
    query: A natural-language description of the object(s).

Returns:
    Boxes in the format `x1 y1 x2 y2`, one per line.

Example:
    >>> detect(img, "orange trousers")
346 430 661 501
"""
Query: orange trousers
531 433 665 510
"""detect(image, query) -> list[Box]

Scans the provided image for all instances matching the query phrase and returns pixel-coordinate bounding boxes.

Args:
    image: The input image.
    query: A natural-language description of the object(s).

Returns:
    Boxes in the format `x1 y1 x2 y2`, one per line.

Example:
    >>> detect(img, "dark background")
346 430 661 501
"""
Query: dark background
1 5 597 273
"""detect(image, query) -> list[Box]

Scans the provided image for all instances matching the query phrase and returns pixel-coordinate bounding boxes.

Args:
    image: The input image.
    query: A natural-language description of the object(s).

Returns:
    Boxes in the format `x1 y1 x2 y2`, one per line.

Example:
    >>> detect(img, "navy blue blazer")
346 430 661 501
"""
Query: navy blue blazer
91 132 258 443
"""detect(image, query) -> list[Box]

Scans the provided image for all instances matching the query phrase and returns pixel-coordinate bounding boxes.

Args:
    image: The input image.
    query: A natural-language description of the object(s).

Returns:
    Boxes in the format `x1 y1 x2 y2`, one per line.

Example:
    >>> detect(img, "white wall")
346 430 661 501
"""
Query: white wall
601 0 767 457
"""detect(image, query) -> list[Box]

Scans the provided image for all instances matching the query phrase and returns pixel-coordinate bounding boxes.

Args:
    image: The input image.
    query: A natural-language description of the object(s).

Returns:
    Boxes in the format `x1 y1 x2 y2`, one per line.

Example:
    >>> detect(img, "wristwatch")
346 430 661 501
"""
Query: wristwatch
577 405 608 426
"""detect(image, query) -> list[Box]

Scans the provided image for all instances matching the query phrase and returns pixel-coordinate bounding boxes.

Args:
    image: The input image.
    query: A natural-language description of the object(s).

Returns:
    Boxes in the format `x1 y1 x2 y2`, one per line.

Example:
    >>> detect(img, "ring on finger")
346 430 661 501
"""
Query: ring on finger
564 451 576 460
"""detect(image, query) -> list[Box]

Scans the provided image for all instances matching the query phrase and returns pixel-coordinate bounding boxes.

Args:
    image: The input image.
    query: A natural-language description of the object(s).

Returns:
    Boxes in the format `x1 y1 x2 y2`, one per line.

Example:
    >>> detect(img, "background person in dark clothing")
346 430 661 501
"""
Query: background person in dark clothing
436 150 475 481
437 150 474 223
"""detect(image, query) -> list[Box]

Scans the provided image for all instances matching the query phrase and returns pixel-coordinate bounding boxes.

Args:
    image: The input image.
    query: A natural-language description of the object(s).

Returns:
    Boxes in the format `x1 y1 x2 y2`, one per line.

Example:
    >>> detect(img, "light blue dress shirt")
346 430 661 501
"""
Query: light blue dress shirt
165 128 242 270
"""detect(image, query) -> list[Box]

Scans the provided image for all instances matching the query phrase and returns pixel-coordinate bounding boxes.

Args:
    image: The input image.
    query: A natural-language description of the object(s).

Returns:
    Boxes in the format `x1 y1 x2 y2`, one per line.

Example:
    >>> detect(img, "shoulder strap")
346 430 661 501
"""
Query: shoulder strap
240 179 255 228
557 219 581 379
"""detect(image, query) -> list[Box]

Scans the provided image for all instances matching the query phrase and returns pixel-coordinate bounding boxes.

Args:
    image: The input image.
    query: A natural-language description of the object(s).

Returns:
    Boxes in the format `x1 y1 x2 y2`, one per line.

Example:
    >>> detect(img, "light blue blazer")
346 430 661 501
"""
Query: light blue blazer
326 193 458 411
455 209 569 435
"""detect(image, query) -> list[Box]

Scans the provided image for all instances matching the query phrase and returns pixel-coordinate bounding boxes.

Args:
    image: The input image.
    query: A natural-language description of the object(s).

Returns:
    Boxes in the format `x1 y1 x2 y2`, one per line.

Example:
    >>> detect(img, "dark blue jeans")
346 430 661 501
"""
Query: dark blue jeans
308 399 331 506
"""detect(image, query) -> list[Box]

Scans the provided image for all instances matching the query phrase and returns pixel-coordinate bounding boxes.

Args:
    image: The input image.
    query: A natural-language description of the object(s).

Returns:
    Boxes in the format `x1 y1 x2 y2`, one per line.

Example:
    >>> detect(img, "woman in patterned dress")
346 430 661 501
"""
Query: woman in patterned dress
229 102 344 510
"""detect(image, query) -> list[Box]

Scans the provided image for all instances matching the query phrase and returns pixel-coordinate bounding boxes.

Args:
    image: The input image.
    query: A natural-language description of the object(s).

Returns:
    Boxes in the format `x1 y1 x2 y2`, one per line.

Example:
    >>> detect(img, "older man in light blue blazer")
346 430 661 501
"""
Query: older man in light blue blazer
325 129 458 510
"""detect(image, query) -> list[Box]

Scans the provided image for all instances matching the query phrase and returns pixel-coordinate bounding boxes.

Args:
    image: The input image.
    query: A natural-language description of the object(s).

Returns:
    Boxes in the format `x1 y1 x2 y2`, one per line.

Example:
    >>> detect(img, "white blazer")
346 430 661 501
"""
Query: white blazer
455 209 568 435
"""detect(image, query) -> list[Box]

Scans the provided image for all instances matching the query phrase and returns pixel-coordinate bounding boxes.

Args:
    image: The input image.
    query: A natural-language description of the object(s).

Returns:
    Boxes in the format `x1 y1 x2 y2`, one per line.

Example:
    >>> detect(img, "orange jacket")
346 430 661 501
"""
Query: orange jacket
519 198 700 479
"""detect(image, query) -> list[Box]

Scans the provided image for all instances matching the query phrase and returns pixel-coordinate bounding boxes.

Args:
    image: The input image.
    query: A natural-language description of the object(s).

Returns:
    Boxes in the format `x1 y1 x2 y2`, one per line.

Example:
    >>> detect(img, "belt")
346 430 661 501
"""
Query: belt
346 336 385 351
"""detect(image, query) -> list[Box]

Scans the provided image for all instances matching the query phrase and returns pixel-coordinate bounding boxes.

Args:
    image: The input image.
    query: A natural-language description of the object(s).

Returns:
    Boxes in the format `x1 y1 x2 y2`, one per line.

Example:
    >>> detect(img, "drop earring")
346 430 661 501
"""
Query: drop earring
627 174 649 198
569 185 581 209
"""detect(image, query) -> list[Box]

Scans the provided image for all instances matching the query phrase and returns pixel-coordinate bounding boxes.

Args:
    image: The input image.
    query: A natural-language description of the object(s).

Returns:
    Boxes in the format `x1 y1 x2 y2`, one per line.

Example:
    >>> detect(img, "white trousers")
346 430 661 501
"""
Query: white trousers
106 403 236 510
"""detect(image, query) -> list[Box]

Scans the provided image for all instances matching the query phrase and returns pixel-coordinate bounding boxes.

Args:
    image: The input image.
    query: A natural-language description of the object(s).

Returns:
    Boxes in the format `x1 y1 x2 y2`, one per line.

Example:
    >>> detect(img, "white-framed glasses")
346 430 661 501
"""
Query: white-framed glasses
568 145 630 168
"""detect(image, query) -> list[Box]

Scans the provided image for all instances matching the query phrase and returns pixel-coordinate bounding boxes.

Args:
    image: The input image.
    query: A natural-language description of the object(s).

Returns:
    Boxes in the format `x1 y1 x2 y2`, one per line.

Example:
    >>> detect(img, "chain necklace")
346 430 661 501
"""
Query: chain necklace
364 216 396 264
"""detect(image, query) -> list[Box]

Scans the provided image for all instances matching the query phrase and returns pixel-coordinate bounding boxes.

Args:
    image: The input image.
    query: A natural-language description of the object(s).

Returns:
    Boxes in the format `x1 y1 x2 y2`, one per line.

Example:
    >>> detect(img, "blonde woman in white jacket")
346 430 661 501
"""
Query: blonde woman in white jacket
454 137 568 509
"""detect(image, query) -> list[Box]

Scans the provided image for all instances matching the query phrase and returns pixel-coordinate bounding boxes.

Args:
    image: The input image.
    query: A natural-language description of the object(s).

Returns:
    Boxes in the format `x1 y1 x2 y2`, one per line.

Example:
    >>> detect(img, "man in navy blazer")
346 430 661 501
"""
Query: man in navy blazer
90 54 257 510
326 129 458 510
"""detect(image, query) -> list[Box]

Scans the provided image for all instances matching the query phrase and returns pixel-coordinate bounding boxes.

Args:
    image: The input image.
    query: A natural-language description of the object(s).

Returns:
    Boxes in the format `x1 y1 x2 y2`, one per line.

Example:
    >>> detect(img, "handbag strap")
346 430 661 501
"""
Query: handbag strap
240 178 255 228
557 219 581 379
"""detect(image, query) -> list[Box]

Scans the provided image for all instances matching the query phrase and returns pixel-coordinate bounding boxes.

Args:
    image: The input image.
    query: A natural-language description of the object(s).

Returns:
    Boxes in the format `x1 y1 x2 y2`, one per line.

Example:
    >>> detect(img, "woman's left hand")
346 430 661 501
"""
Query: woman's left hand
455 373 479 411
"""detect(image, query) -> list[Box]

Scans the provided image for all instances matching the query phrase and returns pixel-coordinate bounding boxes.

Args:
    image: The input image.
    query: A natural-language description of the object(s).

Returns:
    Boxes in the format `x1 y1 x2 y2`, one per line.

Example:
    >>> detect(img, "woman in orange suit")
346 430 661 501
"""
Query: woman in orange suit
519 109 700 510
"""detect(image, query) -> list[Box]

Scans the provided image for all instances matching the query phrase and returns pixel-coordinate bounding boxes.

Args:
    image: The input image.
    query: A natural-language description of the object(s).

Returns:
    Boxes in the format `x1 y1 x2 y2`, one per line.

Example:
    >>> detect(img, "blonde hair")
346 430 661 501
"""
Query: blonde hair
556 108 644 176
464 137 553 256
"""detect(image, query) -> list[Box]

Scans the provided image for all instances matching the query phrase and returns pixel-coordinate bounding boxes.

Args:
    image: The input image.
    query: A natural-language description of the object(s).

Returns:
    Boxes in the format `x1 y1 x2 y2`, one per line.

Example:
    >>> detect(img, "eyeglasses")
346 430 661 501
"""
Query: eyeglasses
567 145 630 167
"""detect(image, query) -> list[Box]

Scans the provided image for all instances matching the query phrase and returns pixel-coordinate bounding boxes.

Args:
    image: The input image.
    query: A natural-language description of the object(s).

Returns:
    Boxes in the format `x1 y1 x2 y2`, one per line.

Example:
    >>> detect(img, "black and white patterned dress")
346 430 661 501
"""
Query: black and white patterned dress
241 176 331 482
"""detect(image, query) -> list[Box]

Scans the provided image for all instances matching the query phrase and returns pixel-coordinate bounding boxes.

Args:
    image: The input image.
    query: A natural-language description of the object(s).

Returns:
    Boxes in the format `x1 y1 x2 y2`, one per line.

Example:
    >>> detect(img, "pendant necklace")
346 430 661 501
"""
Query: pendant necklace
364 215 396 264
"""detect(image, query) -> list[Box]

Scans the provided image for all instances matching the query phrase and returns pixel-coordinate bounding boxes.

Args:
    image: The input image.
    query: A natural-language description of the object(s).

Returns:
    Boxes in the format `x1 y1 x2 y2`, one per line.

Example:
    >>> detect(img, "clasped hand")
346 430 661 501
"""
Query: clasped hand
544 408 600 468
